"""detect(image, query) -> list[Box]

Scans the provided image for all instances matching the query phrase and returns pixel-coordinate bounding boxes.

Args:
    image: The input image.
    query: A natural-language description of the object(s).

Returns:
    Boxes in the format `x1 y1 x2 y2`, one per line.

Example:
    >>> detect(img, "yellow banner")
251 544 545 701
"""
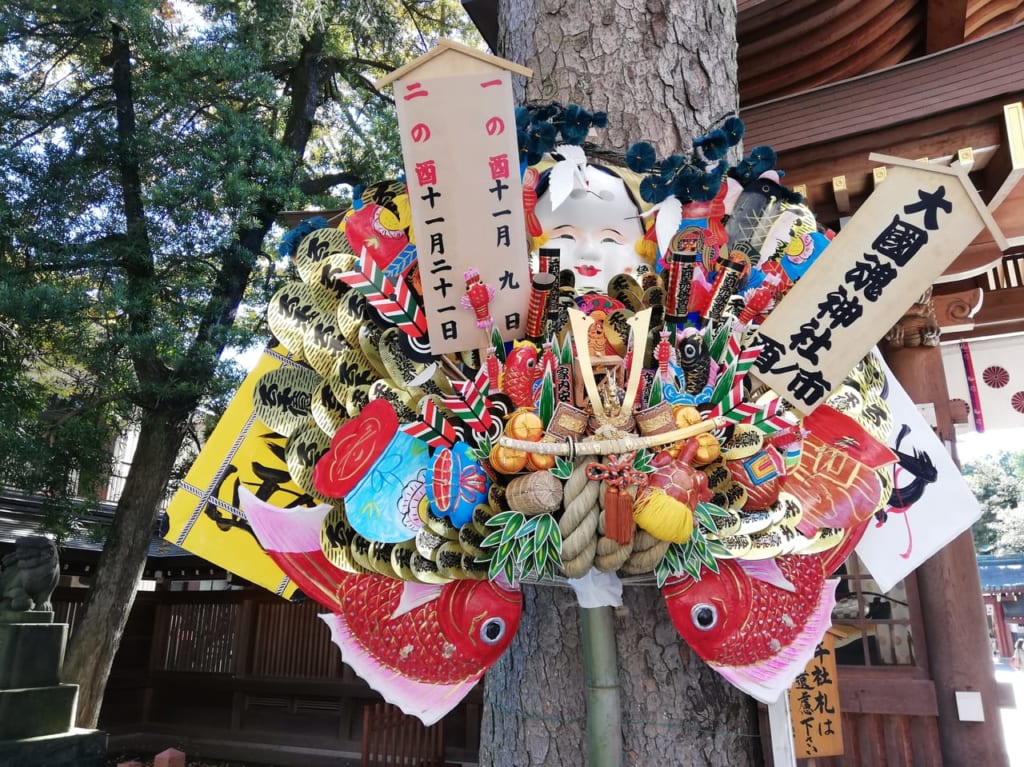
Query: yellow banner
165 347 318 598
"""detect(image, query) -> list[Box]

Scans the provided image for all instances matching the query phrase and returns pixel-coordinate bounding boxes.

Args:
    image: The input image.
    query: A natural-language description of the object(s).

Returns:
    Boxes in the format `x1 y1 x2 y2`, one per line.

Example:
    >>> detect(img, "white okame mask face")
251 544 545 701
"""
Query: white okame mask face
534 165 646 293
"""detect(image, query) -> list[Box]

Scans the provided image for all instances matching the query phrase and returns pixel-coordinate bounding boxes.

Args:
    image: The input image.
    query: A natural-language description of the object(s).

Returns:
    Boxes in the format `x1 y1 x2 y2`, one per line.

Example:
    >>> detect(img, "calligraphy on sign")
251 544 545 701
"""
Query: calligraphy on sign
789 632 844 759
389 54 531 354
754 154 1005 414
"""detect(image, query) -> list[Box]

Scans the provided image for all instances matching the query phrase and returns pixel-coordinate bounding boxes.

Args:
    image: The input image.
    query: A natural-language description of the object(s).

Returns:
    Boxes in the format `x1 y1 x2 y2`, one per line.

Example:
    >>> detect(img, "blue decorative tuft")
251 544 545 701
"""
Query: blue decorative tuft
695 128 729 161
277 216 330 258
722 116 745 145
625 142 657 173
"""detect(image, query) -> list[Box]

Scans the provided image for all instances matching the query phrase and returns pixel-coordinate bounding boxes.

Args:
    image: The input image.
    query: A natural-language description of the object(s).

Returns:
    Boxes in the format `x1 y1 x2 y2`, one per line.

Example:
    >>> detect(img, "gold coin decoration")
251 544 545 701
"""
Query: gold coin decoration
335 289 367 346
302 316 348 379
368 379 419 422
252 365 321 437
267 282 317 359
320 503 372 574
333 347 376 388
285 419 332 500
344 384 371 418
311 377 349 437
293 227 351 286
379 327 442 395
308 250 357 311
358 322 391 380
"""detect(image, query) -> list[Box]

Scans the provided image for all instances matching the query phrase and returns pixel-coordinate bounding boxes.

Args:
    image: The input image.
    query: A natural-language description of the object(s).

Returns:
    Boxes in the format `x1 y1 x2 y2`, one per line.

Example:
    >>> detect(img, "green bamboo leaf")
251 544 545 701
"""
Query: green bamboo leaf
516 516 540 539
709 363 735 407
698 501 732 519
547 520 562 551
709 322 731 362
534 514 554 545
516 537 536 564
548 542 563 570
694 503 716 531
682 557 702 580
551 457 574 480
499 513 527 544
480 529 505 548
701 557 720 576
647 376 663 407
681 540 700 569
489 555 505 581
655 562 671 588
476 434 494 458
706 539 731 558
494 536 518 565
490 326 507 363
535 542 548 573
632 448 654 474
661 544 682 571
692 533 708 562
502 558 518 585
539 373 555 429
487 510 519 528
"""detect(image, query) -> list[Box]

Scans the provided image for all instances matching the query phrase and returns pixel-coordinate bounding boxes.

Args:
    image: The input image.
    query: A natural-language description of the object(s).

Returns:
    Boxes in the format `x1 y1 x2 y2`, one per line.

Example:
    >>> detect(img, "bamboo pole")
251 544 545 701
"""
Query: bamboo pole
580 606 623 767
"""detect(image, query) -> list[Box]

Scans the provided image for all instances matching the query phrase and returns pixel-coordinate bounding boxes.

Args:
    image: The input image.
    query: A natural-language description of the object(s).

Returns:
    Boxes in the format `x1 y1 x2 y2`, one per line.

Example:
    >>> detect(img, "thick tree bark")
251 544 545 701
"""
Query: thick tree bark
63 408 190 726
480 586 760 766
483 2 760 765
498 0 739 153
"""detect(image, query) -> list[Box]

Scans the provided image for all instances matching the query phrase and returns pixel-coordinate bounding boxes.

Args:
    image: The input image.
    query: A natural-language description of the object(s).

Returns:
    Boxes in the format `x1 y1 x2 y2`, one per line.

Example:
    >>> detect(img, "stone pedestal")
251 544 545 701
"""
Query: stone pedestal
0 619 66 688
0 728 108 767
0 611 107 767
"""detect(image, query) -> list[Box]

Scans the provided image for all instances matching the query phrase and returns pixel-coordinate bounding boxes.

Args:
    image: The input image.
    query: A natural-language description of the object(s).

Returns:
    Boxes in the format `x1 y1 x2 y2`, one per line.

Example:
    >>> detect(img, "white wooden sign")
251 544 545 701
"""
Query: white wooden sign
382 41 533 354
754 154 1006 414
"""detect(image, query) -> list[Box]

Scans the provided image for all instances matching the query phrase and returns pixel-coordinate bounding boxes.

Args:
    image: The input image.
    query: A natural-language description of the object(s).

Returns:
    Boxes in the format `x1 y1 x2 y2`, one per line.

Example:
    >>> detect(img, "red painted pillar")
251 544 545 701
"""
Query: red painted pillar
991 598 1012 658
884 344 1009 767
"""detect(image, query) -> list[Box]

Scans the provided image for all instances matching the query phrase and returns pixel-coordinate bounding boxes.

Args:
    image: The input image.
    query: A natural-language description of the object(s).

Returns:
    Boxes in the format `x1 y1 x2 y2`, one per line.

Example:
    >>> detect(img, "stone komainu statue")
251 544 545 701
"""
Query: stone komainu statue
0 536 60 612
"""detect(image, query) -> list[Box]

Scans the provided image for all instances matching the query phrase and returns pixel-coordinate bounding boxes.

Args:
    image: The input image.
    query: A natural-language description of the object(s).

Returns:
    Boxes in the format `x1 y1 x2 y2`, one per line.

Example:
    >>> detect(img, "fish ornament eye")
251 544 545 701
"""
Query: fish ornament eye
691 603 718 632
679 338 701 364
481 617 508 645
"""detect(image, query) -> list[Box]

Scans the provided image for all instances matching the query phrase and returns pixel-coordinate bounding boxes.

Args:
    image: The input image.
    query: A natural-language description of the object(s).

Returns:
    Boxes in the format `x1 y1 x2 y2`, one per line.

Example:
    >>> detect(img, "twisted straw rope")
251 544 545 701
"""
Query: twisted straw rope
559 459 601 577
622 530 671 575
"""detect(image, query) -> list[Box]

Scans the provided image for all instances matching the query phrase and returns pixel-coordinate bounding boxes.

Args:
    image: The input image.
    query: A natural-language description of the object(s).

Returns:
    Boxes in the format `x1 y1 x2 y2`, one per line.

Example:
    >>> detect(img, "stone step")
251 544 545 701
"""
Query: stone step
0 727 107 767
0 683 78 740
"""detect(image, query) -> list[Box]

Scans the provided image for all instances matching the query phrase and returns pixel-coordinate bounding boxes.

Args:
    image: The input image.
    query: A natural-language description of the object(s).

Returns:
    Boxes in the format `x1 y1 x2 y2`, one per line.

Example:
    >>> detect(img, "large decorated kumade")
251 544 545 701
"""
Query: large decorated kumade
166 42 997 726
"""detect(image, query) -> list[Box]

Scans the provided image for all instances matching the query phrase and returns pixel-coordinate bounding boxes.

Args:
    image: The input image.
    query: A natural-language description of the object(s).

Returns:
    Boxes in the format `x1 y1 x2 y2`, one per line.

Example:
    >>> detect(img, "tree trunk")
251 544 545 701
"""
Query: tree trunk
498 0 738 153
63 407 190 727
483 2 759 765
480 586 760 766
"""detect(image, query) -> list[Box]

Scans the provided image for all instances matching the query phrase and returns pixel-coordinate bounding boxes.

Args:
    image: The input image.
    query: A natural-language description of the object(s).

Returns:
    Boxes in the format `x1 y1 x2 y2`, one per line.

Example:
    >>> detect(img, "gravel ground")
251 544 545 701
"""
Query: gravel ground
106 757 284 767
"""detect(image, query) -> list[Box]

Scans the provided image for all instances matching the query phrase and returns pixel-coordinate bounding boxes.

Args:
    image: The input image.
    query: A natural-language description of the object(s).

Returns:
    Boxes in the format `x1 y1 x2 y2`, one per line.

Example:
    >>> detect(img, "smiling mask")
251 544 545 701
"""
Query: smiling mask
535 163 646 294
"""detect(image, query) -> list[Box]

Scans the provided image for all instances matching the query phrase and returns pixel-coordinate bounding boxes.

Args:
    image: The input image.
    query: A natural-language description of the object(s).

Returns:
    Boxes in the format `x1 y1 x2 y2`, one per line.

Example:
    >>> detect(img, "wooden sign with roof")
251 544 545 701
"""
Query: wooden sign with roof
753 153 1007 414
376 41 534 354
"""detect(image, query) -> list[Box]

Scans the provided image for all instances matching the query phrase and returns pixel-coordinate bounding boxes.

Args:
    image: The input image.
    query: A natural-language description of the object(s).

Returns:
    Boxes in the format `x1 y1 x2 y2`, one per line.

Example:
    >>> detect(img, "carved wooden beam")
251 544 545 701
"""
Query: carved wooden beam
933 286 984 332
884 287 941 349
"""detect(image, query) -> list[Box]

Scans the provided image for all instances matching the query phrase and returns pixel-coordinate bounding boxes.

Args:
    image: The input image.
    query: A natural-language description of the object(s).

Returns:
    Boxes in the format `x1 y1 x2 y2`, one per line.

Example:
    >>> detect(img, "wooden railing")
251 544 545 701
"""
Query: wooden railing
54 587 482 767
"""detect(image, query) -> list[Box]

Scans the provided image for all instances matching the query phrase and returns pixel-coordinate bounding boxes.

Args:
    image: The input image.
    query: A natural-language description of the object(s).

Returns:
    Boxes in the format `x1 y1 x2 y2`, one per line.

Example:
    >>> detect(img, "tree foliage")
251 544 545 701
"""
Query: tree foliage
0 0 471 725
963 450 1024 554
